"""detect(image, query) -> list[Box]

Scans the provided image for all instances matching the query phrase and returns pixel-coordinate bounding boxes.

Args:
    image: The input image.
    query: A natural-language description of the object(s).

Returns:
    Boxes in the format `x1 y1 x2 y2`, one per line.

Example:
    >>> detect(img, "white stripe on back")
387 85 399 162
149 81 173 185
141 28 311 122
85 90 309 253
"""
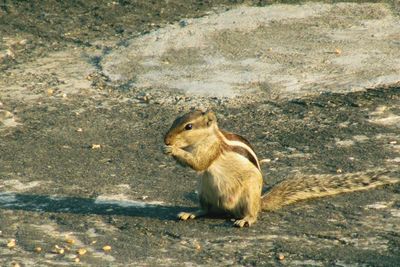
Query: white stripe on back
219 132 261 170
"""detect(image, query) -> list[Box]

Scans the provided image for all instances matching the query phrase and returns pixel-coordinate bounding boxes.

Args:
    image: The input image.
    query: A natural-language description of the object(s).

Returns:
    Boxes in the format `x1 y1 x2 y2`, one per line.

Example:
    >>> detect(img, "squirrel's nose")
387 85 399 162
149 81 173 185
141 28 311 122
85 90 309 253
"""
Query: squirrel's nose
164 136 171 145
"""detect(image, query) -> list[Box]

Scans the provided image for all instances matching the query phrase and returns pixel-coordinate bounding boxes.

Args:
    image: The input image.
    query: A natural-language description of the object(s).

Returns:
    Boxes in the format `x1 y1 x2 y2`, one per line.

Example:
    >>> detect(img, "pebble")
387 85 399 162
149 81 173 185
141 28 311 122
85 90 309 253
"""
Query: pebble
278 254 285 260
179 20 188 27
34 247 42 253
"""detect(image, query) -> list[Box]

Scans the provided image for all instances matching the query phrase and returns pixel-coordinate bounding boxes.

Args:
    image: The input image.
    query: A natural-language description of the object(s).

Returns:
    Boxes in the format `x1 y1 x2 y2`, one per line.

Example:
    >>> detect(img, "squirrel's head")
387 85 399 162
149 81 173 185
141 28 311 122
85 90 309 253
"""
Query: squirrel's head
164 110 218 148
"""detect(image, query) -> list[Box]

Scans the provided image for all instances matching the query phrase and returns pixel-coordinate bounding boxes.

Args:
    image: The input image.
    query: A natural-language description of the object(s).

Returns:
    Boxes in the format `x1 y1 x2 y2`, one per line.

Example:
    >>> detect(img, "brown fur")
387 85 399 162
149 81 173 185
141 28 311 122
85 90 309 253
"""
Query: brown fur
219 130 261 170
164 110 400 227
164 110 262 227
262 169 399 211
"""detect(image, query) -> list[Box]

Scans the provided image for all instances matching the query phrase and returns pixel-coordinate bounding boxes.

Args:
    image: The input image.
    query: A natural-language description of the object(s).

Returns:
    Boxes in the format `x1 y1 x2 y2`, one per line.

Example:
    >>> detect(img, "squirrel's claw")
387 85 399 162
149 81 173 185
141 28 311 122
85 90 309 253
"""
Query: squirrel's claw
163 145 174 155
233 217 254 228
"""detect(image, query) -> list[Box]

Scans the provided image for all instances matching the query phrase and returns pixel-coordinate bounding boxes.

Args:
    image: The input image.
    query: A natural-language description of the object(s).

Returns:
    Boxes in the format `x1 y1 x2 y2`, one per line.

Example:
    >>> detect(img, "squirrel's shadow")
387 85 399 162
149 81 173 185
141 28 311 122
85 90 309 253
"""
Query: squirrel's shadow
0 192 195 220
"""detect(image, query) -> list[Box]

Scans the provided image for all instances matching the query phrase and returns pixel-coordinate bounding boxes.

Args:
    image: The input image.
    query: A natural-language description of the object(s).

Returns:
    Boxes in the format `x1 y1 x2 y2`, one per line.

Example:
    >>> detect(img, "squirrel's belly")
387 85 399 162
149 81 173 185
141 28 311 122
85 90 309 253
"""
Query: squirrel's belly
199 170 237 210
199 154 256 214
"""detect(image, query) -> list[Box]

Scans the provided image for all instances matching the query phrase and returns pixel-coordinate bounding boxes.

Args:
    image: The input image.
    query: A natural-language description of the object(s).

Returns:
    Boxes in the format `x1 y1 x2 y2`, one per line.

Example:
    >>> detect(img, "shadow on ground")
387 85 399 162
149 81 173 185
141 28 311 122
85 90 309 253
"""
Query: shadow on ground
0 192 192 220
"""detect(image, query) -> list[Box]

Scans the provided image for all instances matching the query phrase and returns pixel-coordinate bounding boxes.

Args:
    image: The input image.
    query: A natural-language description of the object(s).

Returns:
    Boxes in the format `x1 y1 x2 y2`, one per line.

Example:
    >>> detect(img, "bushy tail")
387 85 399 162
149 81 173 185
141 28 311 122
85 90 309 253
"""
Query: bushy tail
261 168 399 211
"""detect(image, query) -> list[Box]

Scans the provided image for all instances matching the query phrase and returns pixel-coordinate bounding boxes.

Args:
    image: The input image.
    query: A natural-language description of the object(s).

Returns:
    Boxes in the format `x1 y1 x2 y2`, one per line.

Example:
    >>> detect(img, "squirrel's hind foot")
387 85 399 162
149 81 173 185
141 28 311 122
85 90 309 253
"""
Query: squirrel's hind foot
233 216 257 228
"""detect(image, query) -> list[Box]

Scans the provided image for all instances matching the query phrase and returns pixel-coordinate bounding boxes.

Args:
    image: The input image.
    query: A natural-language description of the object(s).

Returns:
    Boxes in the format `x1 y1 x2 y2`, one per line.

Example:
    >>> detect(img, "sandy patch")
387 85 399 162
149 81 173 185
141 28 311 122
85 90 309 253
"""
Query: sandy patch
101 3 400 99
94 194 166 208
0 179 48 192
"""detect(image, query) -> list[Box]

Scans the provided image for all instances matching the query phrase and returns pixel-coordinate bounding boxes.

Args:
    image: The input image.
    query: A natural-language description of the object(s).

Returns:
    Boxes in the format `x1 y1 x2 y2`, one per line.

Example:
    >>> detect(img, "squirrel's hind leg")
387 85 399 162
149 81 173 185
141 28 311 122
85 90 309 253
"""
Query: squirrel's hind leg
233 178 262 227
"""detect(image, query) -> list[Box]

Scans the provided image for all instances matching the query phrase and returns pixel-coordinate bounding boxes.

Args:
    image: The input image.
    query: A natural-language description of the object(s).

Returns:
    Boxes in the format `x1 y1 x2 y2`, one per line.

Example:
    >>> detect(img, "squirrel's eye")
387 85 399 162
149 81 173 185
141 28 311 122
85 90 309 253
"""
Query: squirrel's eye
184 124 193 130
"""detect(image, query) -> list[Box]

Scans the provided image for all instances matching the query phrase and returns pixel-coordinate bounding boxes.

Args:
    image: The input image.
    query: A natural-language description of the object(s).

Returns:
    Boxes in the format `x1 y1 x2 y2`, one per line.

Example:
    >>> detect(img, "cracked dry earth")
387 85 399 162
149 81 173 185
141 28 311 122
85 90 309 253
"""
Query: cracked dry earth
1 1 400 266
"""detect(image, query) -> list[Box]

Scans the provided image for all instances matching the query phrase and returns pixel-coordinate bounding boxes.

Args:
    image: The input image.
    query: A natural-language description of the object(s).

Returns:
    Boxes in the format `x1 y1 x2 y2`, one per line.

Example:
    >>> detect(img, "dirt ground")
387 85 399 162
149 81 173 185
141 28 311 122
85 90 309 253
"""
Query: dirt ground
0 1 400 266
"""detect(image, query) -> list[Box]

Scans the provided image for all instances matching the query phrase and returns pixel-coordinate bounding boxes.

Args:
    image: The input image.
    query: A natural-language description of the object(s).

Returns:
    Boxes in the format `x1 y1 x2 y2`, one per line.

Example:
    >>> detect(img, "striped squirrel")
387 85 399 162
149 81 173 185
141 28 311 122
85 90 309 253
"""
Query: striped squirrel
163 110 399 227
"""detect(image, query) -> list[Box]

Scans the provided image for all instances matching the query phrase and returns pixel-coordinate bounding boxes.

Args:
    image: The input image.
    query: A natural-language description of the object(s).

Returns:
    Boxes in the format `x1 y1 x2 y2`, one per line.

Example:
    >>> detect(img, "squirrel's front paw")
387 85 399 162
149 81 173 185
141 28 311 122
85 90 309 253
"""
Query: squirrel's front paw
178 212 196 221
163 145 175 155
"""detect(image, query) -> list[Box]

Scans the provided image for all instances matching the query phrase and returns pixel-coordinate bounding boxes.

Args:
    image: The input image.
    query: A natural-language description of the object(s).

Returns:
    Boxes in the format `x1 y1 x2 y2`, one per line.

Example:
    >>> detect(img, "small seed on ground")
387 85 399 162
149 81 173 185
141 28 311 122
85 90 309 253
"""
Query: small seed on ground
77 248 87 256
92 144 101 149
66 238 75 244
102 245 112 252
7 239 16 249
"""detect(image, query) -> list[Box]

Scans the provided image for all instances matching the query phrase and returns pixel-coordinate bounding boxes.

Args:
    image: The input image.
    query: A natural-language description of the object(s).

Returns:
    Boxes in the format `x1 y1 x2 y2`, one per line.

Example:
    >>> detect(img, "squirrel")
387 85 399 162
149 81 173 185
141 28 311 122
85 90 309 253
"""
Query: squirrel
163 110 399 227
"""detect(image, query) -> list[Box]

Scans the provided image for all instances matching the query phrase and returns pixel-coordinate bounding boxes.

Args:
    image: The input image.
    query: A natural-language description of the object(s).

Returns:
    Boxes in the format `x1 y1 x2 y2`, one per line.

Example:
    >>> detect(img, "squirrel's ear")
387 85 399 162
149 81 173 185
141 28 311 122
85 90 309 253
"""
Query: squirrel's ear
205 111 217 126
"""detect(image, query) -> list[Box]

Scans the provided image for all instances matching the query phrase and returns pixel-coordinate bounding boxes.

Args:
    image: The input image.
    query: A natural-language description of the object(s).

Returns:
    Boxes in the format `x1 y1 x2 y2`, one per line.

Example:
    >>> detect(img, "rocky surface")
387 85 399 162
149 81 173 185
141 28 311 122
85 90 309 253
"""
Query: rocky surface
0 1 399 266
